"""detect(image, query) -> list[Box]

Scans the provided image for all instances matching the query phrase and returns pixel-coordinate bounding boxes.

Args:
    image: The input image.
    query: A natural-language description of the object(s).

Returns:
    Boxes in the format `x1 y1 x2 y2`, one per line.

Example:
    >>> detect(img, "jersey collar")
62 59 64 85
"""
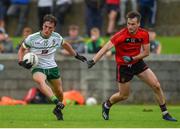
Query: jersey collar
40 31 51 39
127 27 139 36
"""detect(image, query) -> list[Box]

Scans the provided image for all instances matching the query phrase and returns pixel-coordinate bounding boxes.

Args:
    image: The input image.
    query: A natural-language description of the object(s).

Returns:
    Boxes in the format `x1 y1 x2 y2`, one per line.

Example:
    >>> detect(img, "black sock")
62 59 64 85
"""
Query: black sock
106 100 112 107
160 103 168 115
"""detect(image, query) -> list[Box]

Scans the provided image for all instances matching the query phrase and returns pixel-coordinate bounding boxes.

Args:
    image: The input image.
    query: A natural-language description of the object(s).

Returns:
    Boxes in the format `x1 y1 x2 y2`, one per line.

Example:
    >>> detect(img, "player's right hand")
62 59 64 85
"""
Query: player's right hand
123 56 133 63
18 59 33 69
87 60 95 69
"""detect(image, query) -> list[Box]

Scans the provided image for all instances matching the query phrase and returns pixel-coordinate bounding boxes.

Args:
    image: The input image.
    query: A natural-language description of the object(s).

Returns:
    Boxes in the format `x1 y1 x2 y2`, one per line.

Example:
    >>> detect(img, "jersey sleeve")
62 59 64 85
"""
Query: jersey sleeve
54 33 63 48
22 35 32 49
143 31 149 44
110 30 124 46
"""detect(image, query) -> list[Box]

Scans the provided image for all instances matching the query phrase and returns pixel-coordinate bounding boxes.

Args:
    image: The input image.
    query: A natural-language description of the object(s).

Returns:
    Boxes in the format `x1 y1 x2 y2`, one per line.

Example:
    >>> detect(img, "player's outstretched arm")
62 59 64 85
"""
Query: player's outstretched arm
87 41 114 68
62 41 87 62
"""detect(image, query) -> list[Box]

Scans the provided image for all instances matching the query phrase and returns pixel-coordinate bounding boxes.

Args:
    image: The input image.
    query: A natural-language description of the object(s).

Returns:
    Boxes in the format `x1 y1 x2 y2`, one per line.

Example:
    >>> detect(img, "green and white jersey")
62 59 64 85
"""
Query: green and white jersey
23 31 63 69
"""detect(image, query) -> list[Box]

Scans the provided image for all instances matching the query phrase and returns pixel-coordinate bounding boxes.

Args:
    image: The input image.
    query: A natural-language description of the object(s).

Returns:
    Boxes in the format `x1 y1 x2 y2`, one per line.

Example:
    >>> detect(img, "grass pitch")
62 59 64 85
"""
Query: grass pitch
0 104 179 128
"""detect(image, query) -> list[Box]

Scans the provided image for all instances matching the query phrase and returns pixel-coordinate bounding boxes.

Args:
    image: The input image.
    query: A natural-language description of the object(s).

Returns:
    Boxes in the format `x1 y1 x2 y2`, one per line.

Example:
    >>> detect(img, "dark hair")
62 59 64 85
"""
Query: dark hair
126 11 141 23
43 14 57 26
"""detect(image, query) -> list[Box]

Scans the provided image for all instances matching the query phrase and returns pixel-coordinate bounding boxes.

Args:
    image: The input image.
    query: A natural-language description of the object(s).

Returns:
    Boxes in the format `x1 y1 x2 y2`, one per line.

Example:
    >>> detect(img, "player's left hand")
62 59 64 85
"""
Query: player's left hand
75 53 87 62
123 56 133 63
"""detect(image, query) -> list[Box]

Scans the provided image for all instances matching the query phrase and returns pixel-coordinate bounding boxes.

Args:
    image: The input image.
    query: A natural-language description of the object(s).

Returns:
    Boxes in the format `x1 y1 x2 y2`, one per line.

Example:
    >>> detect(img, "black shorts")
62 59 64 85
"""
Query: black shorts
116 60 148 83
105 4 119 13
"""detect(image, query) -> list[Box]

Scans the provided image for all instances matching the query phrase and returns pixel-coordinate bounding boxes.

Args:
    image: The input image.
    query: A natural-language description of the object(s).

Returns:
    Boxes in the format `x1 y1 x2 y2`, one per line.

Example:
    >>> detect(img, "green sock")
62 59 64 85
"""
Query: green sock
50 95 59 105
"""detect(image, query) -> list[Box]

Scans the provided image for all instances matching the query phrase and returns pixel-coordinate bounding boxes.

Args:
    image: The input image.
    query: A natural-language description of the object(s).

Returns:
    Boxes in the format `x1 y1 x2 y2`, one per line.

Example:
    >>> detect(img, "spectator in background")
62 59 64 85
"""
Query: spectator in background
0 0 10 32
7 0 30 36
87 27 105 53
22 27 32 38
105 0 120 36
60 25 85 55
0 30 14 53
118 0 137 25
149 30 161 54
138 0 157 28
0 44 4 53
55 0 72 33
37 0 53 29
85 0 105 36
15 26 32 52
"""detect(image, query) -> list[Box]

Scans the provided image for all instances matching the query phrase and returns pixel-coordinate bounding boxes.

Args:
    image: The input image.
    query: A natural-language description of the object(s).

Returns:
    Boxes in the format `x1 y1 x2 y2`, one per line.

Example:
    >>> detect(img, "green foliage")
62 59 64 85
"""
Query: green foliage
11 37 22 49
0 105 179 128
157 37 180 54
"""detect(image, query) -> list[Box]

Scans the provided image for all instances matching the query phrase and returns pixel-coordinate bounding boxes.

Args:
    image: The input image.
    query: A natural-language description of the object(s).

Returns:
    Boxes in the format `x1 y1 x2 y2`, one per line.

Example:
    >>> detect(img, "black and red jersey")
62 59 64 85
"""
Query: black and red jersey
110 27 149 65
